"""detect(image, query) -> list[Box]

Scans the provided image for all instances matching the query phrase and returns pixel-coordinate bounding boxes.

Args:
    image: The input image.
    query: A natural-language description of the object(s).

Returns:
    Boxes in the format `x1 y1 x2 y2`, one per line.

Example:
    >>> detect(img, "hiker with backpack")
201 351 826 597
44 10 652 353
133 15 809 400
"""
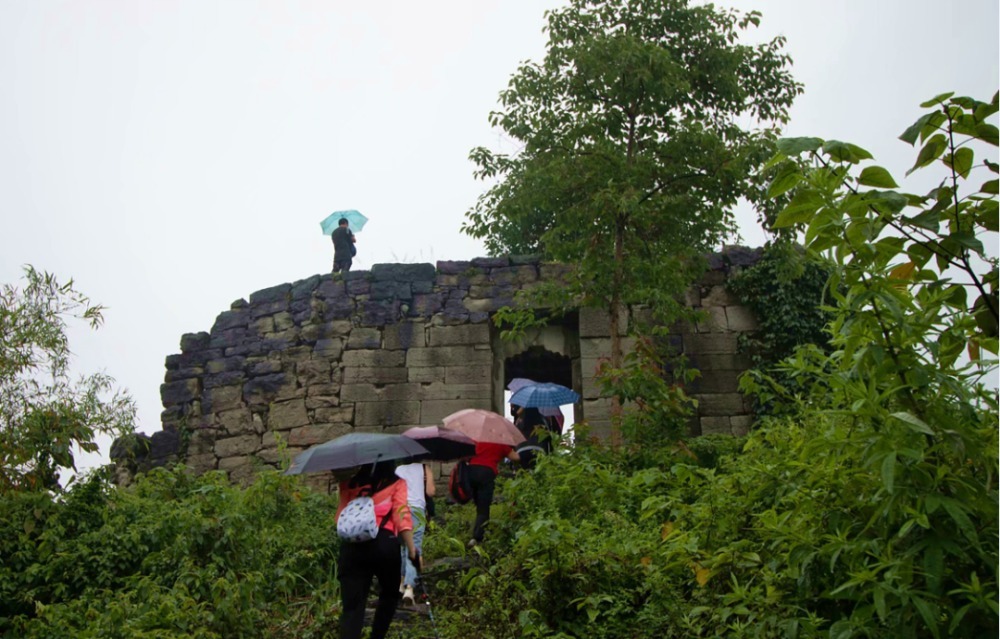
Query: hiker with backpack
466 441 520 548
336 461 420 639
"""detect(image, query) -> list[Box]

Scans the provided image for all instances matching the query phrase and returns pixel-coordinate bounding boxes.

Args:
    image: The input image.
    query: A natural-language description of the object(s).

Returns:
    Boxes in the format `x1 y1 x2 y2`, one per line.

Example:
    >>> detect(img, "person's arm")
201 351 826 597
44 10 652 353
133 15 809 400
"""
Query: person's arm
423 464 436 498
506 448 521 463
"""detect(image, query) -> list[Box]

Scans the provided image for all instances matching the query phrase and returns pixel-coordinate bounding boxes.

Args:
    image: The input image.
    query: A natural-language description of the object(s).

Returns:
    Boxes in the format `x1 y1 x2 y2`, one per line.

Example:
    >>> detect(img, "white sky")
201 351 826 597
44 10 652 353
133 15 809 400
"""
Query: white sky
1 0 997 474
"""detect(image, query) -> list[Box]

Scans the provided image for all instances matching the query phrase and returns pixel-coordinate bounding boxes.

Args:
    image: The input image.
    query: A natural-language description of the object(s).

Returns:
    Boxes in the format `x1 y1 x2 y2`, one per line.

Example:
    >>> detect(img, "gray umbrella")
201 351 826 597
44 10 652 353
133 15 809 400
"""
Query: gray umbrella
285 432 428 475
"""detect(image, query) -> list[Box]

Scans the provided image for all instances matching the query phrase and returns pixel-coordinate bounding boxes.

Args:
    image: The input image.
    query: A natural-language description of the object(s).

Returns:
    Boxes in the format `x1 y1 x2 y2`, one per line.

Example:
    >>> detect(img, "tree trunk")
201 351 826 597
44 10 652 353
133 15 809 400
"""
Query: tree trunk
609 217 625 447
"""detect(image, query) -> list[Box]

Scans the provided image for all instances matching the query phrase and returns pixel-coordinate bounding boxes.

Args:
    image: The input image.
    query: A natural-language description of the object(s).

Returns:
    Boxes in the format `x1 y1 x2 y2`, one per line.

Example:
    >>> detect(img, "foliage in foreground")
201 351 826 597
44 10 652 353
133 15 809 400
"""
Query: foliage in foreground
0 266 135 494
447 413 996 639
0 467 340 638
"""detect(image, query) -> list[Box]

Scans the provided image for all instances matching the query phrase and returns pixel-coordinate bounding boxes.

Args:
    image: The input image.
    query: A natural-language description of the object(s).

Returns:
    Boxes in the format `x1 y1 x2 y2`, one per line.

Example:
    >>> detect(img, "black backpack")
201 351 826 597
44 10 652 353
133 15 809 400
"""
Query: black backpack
448 460 473 504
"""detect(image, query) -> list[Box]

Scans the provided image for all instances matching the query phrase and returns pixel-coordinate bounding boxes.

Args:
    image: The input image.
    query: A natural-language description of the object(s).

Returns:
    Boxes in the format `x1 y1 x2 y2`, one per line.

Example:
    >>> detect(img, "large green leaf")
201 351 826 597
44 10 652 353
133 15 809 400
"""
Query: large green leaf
919 91 955 107
767 161 803 198
775 137 824 156
858 166 899 188
907 134 947 175
773 190 823 228
823 140 873 164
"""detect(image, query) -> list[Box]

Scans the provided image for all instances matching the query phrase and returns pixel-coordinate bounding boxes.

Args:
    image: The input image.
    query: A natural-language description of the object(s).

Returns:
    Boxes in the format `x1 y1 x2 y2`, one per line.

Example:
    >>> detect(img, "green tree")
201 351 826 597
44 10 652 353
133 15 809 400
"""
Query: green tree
0 266 135 494
463 0 801 441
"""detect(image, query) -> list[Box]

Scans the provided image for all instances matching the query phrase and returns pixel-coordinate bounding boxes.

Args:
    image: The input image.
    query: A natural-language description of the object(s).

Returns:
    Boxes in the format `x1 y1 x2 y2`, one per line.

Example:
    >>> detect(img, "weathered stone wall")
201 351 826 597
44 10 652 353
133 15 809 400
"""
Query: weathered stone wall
121 249 761 488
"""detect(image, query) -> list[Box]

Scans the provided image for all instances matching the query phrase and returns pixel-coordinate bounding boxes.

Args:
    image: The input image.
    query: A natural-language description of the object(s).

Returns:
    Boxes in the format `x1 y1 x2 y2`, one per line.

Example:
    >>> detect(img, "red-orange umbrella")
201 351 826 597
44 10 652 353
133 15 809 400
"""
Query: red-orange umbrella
402 425 477 461
441 409 526 447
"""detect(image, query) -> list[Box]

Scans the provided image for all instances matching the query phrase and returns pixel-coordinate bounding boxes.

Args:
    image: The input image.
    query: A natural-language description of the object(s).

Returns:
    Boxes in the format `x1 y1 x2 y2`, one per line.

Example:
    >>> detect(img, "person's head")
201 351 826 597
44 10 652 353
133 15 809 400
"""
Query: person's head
338 217 349 228
510 404 520 418
350 460 398 489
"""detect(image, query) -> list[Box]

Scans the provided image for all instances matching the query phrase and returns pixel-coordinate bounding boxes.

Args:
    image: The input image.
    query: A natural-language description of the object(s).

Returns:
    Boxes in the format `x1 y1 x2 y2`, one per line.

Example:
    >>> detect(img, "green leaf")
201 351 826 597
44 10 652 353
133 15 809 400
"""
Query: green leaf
776 137 824 156
911 596 941 639
907 134 947 175
823 140 873 164
767 162 803 198
941 498 979 545
890 411 933 435
773 190 823 228
975 123 999 146
982 179 999 195
880 452 896 494
899 113 933 145
920 92 954 108
906 208 941 232
858 166 899 188
949 231 985 254
949 147 974 178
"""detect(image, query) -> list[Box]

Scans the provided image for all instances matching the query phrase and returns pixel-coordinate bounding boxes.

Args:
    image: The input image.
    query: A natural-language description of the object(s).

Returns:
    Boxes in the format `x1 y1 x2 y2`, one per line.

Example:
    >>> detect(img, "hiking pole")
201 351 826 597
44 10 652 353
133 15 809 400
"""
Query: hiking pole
413 551 442 639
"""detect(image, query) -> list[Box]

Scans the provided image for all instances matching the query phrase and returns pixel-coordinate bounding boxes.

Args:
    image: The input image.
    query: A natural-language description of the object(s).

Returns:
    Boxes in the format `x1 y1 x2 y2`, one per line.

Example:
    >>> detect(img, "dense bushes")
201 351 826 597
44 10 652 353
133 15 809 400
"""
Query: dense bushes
0 467 340 638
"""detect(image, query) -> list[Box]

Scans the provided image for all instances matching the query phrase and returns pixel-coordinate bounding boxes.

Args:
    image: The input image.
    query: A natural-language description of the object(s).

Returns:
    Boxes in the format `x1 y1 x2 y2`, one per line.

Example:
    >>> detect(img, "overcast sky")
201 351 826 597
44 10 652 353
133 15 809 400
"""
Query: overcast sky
2 0 997 474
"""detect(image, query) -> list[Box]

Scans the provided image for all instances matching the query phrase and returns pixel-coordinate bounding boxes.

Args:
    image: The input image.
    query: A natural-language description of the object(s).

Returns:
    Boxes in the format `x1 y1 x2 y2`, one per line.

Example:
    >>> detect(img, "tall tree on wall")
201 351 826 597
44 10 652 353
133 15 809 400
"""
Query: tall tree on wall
463 0 802 442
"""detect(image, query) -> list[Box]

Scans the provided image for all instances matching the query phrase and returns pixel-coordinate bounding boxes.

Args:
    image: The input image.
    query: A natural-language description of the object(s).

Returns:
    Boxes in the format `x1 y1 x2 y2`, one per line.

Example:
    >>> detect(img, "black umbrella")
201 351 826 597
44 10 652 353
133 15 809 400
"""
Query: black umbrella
402 425 477 461
285 432 428 475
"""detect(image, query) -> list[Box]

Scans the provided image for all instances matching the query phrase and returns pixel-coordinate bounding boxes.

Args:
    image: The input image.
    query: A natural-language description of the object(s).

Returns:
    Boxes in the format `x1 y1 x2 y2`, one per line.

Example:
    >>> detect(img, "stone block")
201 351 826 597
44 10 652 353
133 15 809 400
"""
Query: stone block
301 320 353 342
305 393 340 409
313 338 344 359
160 378 201 406
218 407 254 436
579 337 636 359
186 429 218 456
418 383 491 401
699 416 731 436
427 324 490 346
342 366 409 384
730 415 752 436
684 286 701 307
385 322 427 350
287 423 353 447
180 331 211 353
683 333 738 355
445 365 491 385
354 401 420 428
695 393 745 416
686 352 753 371
342 383 422 402
420 399 491 424
184 453 218 475
312 407 354 423
726 306 759 332
579 307 629 338
406 346 491 367
408 366 446 383
205 384 243 413
243 373 290 406
347 328 382 350
688 370 741 394
215 434 261 457
268 398 310 430
297 359 331 385
695 307 728 334
701 285 739 307
341 349 405 368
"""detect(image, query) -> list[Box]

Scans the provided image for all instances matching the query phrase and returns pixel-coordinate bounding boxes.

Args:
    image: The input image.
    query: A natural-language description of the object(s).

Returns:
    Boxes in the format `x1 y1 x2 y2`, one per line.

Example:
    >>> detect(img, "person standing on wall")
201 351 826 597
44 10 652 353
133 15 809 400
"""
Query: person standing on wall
395 462 435 605
336 461 418 639
466 441 520 548
331 217 356 273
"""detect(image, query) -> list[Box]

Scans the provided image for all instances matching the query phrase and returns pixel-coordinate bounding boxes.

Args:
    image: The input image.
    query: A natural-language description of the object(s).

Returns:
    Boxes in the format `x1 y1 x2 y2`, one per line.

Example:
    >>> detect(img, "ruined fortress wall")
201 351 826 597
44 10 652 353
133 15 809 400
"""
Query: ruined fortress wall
125 250 760 489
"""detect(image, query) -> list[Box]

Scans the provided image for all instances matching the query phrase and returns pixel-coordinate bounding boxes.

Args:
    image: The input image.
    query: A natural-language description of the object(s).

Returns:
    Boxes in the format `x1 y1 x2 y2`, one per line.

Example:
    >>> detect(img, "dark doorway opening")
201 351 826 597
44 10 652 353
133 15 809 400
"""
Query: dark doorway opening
504 345 572 390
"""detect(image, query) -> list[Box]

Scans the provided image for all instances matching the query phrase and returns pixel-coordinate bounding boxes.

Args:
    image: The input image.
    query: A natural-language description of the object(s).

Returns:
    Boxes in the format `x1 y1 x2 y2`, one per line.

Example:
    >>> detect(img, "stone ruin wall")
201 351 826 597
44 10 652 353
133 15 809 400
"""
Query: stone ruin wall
118 249 761 491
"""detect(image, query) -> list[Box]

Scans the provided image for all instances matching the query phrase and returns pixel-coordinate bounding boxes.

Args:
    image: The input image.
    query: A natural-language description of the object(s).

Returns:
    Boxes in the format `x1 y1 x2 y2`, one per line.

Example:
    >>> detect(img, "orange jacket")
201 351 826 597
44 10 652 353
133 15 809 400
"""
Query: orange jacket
336 478 413 536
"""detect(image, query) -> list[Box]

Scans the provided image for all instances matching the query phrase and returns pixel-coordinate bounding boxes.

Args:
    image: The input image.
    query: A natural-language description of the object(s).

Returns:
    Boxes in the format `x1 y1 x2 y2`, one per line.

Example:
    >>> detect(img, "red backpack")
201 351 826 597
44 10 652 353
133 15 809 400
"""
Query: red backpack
448 460 473 504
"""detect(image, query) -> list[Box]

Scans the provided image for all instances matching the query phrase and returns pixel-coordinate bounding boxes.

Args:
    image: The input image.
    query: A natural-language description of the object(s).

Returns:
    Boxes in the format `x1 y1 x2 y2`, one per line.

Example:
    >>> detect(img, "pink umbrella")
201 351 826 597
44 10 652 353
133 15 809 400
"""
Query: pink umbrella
442 409 526 447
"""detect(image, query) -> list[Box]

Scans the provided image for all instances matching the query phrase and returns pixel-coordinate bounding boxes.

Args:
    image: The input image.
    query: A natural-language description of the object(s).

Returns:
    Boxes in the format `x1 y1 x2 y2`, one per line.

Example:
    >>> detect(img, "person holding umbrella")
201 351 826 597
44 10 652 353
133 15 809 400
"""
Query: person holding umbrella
285 432 425 639
336 461 419 639
330 217 357 273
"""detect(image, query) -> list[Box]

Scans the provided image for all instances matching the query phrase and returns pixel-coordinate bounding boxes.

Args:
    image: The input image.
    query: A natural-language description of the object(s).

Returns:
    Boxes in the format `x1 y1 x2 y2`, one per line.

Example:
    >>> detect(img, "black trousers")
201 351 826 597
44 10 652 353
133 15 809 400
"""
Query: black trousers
467 464 497 542
337 529 402 639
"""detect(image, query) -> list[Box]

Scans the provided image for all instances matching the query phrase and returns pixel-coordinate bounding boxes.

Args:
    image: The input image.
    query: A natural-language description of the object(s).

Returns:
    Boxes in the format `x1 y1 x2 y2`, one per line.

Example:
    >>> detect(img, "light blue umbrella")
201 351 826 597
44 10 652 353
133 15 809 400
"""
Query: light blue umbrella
320 209 369 235
509 382 580 409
